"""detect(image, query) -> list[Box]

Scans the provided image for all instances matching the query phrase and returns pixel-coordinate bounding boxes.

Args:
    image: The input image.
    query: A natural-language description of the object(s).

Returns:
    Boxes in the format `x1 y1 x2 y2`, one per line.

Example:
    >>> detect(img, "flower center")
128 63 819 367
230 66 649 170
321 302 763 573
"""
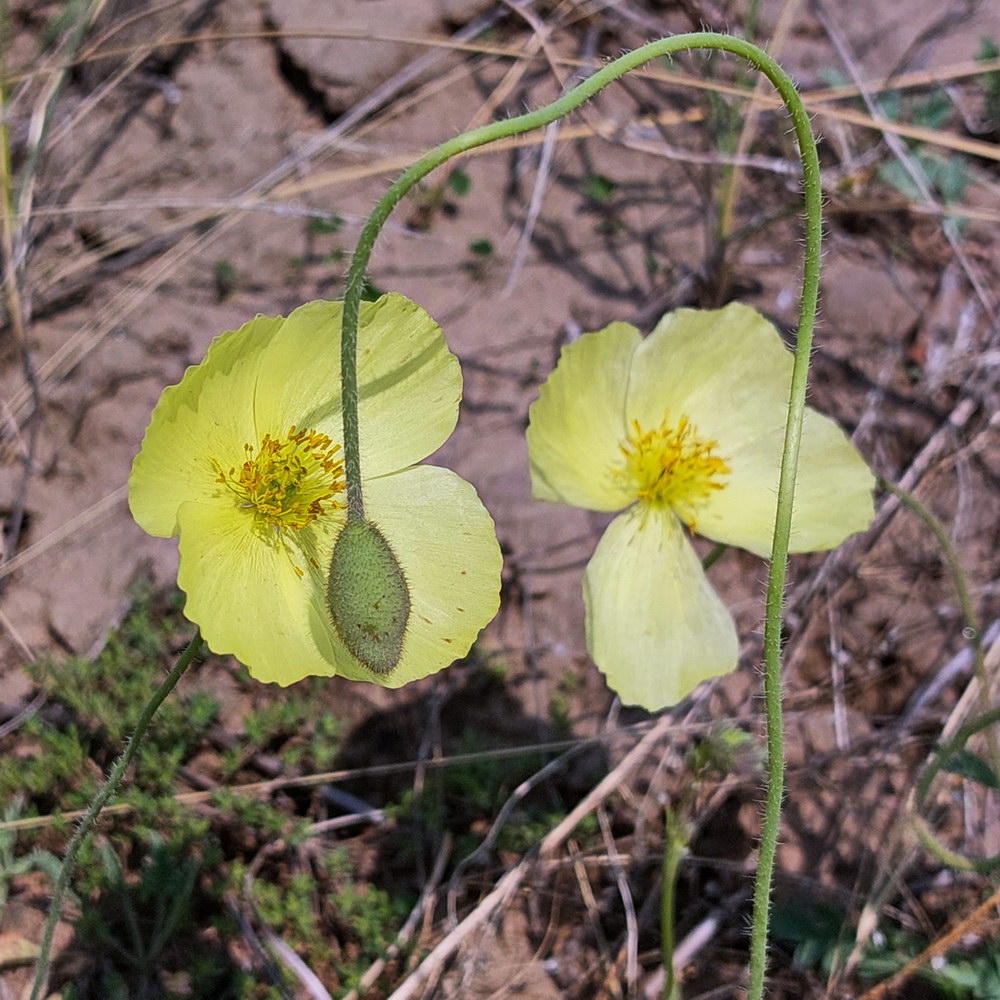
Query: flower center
213 426 345 531
617 415 730 528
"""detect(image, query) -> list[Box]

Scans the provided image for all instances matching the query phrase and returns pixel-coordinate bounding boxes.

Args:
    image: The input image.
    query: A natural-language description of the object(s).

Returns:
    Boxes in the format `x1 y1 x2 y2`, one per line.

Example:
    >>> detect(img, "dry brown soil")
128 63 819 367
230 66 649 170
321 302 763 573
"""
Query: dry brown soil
1 0 999 997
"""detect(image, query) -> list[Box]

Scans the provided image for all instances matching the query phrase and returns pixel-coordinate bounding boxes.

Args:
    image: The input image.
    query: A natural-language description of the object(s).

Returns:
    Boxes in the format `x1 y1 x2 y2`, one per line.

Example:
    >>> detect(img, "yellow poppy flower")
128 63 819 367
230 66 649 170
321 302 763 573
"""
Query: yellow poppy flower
129 293 502 687
526 303 875 709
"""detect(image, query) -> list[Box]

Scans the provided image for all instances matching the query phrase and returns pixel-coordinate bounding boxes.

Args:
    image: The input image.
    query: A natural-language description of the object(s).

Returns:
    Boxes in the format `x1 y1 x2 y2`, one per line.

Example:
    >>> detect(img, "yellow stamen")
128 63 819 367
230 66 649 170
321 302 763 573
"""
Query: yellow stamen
212 426 345 534
617 414 730 529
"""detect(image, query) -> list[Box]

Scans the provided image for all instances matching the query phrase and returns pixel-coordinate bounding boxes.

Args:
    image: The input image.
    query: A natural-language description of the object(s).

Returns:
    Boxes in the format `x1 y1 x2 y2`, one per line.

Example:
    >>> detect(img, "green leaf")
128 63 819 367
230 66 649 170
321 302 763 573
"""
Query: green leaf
913 90 952 131
448 168 471 196
879 90 903 121
583 172 617 203
931 154 970 204
941 748 1000 789
308 213 344 235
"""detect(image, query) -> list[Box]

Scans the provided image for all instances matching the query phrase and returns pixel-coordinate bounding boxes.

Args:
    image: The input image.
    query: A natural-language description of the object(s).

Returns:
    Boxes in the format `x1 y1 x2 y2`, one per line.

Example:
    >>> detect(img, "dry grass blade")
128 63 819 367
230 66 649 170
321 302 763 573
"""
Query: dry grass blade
598 805 638 994
812 0 996 319
716 0 803 239
263 935 334 1000
0 728 661 834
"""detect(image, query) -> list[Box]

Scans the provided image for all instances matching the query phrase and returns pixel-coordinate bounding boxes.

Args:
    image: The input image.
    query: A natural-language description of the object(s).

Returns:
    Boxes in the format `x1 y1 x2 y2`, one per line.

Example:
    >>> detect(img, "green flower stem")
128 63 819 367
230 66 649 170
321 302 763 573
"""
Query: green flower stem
913 705 1000 873
880 479 1000 873
339 33 823 1000
661 809 690 1000
28 631 204 1000
878 479 984 685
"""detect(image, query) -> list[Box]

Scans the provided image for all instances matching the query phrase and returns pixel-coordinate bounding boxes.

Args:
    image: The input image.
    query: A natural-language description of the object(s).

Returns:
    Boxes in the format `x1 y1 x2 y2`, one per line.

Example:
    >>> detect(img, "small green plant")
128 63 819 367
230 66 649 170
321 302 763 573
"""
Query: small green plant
213 259 238 301
307 213 345 235
876 89 970 206
0 591 218 810
0 799 65 909
582 171 617 203
447 167 471 196
773 900 1000 999
222 683 343 778
210 789 313 844
327 881 411 989
66 835 245 1000
466 237 495 280
976 37 1000 124
244 857 411 994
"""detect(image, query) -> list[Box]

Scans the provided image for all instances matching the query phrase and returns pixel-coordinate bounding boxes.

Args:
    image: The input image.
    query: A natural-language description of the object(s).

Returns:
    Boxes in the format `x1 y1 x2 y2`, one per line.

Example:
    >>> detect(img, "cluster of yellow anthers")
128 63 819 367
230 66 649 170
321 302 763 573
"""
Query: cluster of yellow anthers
617 415 730 529
211 427 345 533
130 294 874 709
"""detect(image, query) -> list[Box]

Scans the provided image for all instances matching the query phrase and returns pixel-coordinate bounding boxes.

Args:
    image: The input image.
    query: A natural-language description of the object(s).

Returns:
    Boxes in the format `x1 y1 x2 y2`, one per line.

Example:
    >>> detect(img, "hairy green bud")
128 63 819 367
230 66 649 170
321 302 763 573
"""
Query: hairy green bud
326 519 410 674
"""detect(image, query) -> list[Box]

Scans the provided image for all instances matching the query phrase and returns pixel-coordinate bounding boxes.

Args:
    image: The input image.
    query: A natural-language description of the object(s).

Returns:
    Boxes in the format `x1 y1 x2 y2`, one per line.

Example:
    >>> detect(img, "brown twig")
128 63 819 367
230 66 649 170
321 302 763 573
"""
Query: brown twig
856 884 1000 1000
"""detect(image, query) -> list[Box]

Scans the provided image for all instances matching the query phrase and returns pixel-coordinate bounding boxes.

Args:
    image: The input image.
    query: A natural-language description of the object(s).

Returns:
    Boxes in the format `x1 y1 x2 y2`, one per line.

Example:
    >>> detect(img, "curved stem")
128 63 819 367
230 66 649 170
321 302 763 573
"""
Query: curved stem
29 631 204 1000
878 479 984 685
339 33 822 1000
879 477 1000 857
913 704 1000 874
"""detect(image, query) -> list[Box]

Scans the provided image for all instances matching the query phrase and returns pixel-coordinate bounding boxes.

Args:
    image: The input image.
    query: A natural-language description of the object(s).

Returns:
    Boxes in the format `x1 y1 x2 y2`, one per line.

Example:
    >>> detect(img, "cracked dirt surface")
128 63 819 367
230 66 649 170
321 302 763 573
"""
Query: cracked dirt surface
1 1 999 997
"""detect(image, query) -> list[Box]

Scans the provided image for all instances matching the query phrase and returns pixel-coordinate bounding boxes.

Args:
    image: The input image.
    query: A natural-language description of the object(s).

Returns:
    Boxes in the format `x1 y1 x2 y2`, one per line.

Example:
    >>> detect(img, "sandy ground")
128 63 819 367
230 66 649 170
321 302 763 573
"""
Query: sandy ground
1 0 999 996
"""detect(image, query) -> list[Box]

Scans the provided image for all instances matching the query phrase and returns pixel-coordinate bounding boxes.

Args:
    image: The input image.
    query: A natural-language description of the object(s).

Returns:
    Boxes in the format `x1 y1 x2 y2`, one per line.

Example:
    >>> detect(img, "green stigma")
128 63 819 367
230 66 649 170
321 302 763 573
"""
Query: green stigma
326 519 410 675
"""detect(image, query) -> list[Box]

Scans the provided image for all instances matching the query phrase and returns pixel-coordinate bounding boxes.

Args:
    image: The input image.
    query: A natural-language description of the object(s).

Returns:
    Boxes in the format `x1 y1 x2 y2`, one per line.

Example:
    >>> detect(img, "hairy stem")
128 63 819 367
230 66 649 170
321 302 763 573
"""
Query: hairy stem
339 33 823 999
29 632 204 1000
661 809 690 1000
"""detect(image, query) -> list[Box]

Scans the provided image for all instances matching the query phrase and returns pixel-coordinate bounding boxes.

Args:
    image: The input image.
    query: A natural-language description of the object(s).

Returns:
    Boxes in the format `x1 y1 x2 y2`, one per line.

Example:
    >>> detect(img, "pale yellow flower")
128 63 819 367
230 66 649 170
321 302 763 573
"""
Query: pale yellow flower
129 294 502 686
526 303 875 709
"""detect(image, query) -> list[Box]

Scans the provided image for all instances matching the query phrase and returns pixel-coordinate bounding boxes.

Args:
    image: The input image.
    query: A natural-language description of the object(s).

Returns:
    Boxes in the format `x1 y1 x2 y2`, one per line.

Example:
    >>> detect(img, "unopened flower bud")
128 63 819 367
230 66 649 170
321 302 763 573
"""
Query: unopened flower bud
327 518 410 675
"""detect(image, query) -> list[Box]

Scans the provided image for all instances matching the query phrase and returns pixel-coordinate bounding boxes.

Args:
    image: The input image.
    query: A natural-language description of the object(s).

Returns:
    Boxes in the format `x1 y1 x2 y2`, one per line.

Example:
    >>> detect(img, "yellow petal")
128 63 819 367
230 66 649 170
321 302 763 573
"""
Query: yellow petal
583 505 738 709
627 303 874 555
253 294 461 478
526 323 641 511
627 303 792 450
128 314 284 537
176 500 345 685
323 465 503 687
177 466 501 687
694 407 875 556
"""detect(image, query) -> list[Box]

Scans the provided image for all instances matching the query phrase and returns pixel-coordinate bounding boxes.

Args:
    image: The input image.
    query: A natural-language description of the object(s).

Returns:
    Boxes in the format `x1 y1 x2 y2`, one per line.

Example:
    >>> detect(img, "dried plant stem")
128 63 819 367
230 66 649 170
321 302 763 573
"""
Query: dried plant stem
337 33 823 1000
879 479 984 684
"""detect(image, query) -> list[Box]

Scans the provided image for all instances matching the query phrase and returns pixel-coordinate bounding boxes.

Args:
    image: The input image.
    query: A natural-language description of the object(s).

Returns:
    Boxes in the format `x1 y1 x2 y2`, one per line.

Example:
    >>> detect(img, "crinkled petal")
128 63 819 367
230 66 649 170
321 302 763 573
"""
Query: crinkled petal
175 465 501 688
584 505 738 709
627 303 793 452
176 500 344 684
526 323 641 512
253 294 461 478
310 465 503 687
129 314 284 537
694 407 875 556
626 303 874 555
